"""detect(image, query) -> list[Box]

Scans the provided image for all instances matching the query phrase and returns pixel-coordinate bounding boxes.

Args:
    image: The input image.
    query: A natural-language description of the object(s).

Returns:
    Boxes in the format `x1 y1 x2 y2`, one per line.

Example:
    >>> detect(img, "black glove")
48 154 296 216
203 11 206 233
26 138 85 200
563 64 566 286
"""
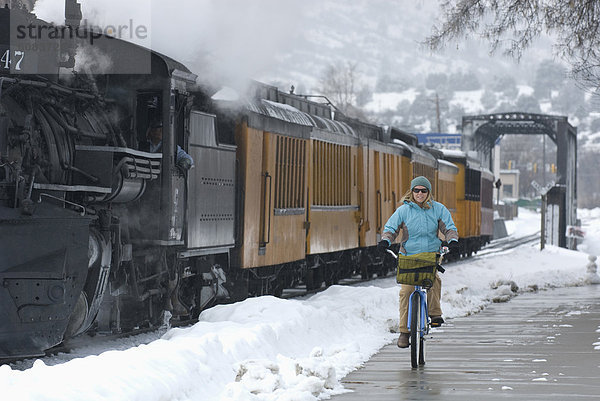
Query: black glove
448 240 459 253
177 157 193 171
377 239 390 252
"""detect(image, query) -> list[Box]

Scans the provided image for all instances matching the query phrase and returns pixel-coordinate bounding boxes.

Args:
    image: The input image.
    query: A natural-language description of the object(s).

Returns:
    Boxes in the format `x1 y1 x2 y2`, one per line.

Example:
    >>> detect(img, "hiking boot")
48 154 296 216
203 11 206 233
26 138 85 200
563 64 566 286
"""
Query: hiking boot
397 332 410 348
430 316 444 327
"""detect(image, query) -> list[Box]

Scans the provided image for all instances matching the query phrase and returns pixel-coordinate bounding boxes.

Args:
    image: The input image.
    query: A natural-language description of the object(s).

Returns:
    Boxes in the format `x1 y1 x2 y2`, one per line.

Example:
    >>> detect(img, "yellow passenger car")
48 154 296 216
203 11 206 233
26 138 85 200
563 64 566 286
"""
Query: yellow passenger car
438 149 483 256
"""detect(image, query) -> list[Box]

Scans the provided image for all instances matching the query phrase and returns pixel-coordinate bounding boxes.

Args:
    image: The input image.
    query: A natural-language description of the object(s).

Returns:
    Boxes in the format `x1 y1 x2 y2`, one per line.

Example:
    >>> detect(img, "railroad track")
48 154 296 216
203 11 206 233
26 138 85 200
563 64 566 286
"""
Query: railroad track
476 231 541 256
8 232 541 369
5 316 196 370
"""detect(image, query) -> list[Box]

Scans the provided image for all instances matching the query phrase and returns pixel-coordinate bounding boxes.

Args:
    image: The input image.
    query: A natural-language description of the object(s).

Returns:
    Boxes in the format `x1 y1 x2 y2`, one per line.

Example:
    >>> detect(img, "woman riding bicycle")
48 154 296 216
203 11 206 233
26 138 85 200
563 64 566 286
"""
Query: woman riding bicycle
377 176 459 348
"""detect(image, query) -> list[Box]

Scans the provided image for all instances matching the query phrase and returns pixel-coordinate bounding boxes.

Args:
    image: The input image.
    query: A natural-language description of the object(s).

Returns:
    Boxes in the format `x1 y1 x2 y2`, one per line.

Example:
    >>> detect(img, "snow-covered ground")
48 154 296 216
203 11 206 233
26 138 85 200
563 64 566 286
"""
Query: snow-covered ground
2 208 599 401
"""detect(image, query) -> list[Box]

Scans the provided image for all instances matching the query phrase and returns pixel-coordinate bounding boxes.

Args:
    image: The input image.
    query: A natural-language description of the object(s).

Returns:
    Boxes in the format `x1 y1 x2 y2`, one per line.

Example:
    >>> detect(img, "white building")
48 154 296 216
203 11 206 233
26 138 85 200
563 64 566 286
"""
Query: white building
499 169 520 200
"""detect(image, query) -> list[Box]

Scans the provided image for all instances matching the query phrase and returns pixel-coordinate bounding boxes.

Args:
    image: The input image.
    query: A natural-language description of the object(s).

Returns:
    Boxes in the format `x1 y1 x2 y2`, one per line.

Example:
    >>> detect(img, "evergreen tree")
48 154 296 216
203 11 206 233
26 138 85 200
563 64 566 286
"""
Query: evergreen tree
480 89 498 110
448 70 481 91
491 75 518 98
425 73 448 90
515 95 541 113
552 83 585 117
533 60 567 99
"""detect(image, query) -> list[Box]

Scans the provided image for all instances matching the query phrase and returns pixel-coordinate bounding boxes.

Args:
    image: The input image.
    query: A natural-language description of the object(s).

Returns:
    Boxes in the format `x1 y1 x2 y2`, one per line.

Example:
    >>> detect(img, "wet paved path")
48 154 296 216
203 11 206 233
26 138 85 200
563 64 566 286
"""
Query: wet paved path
333 285 600 400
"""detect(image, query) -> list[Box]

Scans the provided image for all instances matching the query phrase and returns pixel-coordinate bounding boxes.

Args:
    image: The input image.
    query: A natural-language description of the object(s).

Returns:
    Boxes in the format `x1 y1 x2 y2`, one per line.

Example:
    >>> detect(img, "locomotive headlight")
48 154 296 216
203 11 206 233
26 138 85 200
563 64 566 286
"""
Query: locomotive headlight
48 284 65 303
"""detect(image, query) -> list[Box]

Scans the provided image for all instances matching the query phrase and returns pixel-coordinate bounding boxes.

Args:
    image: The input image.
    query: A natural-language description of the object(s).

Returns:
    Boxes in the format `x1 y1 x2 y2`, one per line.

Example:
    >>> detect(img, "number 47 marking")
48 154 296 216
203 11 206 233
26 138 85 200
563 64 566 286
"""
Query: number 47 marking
1 50 25 71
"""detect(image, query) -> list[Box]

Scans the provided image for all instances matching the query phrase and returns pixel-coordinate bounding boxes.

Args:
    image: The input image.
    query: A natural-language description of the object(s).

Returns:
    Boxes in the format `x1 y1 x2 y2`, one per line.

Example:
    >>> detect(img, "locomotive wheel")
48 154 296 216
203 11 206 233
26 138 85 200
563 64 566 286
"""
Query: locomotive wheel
227 279 249 303
377 262 388 277
360 265 374 280
324 265 339 286
305 267 324 291
64 292 89 339
271 280 284 297
304 269 316 290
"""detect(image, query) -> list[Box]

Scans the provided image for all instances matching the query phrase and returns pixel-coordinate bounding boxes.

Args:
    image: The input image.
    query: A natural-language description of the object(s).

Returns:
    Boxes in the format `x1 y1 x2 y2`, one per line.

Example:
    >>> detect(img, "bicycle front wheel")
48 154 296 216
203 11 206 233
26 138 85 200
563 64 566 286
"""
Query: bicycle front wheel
410 294 421 368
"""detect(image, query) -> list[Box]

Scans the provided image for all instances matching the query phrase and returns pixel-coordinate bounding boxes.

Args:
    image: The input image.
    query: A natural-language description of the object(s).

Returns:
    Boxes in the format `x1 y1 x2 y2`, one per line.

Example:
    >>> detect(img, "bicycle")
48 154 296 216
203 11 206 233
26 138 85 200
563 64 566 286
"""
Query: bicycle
387 246 449 368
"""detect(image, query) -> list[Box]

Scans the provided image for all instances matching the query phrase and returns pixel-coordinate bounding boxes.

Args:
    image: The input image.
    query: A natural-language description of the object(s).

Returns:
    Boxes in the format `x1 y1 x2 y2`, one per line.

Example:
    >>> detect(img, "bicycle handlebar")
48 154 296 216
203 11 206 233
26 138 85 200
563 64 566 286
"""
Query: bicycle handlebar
386 247 449 260
385 247 448 274
386 249 398 259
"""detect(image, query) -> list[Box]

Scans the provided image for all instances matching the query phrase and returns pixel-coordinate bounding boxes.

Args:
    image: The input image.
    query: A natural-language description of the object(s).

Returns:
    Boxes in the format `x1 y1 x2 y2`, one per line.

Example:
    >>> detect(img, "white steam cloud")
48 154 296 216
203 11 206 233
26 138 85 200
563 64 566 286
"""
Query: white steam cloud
33 0 305 91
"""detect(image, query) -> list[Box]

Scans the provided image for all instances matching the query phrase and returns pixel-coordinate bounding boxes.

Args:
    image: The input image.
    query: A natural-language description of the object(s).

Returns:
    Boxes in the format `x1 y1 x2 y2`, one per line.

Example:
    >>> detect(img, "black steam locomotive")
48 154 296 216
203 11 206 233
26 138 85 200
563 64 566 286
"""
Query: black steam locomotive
0 2 242 358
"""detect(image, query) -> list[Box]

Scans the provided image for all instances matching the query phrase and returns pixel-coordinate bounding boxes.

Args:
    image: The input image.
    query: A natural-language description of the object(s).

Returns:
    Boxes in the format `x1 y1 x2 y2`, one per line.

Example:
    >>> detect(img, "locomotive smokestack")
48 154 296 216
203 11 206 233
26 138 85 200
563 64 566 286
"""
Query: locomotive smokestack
64 0 81 28
60 0 82 68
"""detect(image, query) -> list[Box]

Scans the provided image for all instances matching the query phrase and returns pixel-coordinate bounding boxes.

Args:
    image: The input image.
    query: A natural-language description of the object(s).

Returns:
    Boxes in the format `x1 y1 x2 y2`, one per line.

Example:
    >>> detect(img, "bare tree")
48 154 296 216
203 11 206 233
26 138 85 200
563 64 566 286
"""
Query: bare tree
319 61 361 114
425 1 600 89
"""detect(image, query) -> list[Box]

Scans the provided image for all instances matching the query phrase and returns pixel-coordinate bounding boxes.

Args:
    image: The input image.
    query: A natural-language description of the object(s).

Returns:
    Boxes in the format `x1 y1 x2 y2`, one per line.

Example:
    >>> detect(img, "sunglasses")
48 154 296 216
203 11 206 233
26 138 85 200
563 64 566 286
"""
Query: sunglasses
412 188 429 194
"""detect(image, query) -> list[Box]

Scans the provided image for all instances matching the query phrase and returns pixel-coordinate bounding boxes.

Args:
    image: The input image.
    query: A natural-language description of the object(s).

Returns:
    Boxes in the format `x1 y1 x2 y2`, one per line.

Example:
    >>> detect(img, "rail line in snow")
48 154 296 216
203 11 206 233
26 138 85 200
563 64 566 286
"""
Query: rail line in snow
6 231 541 369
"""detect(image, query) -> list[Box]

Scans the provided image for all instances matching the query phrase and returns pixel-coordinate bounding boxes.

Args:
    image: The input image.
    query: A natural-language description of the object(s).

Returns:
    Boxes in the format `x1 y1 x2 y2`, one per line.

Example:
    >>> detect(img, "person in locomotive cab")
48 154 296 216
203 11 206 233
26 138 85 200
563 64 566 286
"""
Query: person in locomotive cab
377 176 459 348
145 121 194 170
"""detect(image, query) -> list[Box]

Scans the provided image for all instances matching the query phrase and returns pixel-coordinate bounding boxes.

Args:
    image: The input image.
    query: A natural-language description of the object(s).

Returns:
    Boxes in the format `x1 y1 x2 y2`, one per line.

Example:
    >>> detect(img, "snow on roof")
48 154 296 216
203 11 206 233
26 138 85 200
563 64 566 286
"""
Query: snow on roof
245 99 314 126
244 99 358 137
439 148 466 158
438 158 459 171
391 138 411 150
481 168 494 180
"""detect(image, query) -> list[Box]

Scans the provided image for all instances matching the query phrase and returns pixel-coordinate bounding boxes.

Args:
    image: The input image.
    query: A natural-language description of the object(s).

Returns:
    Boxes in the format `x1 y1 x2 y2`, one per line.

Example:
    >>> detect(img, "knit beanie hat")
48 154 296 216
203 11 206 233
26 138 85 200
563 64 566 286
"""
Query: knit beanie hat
411 176 432 192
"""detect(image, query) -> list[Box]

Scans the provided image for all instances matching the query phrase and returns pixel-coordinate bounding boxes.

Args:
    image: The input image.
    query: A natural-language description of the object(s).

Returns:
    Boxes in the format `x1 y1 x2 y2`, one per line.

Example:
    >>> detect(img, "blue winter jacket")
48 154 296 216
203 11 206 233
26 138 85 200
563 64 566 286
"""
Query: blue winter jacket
381 200 458 256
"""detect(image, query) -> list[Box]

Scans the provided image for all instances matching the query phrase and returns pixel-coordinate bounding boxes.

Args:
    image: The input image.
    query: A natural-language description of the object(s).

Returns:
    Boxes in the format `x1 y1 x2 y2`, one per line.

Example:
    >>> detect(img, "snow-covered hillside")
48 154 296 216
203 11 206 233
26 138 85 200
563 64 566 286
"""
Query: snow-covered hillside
32 1 590 131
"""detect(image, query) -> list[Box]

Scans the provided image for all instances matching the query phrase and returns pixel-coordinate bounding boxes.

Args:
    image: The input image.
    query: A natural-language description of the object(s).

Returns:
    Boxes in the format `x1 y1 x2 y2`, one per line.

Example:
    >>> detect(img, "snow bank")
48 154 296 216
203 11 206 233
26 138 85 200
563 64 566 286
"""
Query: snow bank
1 208 596 401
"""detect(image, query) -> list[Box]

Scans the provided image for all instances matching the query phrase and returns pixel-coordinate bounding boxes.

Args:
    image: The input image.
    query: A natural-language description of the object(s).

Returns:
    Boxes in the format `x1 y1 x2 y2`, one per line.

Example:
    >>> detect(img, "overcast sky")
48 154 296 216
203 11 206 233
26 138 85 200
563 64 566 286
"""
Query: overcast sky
32 0 557 92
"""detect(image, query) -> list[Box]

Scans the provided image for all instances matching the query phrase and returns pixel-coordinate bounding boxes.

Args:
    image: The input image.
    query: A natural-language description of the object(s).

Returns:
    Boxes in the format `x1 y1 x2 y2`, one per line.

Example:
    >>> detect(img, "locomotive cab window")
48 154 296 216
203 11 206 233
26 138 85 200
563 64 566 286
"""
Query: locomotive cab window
136 92 163 151
135 91 191 170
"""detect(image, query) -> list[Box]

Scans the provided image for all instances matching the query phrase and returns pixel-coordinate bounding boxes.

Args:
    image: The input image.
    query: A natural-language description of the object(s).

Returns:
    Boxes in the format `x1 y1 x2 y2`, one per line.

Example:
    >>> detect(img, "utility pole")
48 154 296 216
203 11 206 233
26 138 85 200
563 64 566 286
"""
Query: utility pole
540 193 546 250
429 93 442 133
542 134 546 187
435 93 441 133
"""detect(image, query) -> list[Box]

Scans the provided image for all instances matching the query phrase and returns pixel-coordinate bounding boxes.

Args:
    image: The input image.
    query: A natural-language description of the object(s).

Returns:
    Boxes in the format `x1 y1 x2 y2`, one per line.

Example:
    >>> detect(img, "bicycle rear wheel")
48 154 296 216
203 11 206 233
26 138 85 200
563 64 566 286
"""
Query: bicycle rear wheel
419 334 426 365
410 294 421 368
